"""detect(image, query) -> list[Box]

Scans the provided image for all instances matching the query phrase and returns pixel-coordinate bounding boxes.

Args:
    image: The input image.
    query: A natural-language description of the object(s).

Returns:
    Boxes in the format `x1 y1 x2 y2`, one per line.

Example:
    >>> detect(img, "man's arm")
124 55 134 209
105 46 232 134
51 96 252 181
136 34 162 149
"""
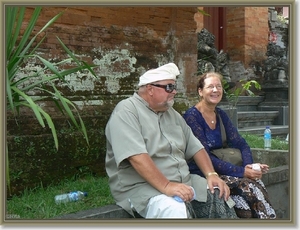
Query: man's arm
193 148 230 201
128 153 195 202
128 153 169 192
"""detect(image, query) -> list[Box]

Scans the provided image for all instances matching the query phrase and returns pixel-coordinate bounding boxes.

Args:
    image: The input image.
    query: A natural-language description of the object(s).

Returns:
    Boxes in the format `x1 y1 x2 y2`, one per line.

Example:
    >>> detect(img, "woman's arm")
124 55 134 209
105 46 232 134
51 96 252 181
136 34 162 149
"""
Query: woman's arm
183 107 246 177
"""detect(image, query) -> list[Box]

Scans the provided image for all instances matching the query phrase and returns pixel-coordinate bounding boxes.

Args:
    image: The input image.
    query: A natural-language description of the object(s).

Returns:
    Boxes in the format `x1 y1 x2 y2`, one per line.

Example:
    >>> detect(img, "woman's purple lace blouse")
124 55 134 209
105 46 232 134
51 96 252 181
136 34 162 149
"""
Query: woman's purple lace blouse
183 106 253 178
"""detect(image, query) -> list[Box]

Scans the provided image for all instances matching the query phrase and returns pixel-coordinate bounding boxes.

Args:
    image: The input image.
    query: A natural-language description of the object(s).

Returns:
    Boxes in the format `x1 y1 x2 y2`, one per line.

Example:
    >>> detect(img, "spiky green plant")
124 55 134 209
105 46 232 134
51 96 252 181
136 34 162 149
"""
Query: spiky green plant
6 6 96 192
222 79 261 120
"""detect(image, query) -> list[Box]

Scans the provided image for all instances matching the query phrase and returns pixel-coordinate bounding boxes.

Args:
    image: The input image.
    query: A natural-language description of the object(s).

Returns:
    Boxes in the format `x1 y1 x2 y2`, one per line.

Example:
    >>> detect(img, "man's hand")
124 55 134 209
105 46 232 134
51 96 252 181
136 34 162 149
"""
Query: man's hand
206 173 230 201
164 182 195 202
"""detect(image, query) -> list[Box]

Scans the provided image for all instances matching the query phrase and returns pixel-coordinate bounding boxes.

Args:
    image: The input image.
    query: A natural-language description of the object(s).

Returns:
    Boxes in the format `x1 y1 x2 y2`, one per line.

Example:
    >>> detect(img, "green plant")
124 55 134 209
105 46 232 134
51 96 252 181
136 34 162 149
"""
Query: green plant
198 8 210 16
6 7 96 192
277 14 288 24
223 79 261 107
222 79 261 119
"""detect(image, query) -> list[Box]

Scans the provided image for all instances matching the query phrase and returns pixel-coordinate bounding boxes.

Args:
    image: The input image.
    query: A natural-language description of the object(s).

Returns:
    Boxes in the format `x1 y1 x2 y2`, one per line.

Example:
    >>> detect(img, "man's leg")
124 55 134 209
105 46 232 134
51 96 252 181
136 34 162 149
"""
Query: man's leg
139 194 189 218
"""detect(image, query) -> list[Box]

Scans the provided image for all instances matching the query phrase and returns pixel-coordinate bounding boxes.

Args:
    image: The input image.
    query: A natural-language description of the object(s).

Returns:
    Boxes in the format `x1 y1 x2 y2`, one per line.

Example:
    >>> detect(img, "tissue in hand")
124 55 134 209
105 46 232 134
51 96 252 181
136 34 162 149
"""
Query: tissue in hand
252 163 261 171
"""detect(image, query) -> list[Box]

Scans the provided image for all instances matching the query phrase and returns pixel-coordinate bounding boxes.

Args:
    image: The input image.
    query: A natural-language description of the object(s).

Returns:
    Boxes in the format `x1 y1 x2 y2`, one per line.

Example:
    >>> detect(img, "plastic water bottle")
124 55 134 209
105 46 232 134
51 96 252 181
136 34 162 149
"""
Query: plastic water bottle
173 186 196 202
264 126 271 150
55 191 87 204
285 133 289 143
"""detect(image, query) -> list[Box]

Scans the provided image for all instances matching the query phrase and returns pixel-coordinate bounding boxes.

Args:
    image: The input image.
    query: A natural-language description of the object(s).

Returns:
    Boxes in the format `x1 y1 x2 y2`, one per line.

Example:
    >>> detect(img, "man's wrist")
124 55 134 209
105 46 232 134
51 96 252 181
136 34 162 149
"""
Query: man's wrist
206 172 219 178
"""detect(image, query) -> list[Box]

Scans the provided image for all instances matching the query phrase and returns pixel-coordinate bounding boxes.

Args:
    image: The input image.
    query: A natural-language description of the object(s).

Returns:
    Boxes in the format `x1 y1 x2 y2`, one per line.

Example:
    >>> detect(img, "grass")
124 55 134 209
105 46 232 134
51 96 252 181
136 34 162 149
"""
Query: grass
6 134 289 219
241 133 289 150
6 175 114 219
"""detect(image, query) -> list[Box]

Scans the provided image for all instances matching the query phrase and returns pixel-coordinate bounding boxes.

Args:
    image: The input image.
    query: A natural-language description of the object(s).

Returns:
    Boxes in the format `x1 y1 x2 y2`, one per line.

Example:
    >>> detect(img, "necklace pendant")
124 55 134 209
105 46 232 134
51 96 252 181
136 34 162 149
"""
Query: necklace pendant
211 121 215 124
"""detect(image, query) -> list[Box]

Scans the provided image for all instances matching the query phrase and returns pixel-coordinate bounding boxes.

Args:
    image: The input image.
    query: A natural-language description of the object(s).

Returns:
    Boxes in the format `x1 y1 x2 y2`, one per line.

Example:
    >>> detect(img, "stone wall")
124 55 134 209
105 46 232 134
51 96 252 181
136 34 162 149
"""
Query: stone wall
17 6 199 109
7 6 199 196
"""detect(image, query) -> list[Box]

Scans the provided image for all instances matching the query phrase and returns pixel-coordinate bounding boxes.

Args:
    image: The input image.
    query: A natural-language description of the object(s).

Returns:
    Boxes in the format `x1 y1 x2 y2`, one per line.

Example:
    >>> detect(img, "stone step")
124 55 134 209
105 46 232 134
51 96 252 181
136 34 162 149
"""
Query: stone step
238 125 289 138
237 111 279 128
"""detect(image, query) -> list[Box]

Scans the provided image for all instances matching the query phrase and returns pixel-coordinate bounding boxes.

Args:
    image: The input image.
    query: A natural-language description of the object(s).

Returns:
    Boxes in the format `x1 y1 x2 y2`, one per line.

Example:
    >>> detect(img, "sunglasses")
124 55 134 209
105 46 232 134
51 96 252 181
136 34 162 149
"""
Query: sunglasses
150 83 177 93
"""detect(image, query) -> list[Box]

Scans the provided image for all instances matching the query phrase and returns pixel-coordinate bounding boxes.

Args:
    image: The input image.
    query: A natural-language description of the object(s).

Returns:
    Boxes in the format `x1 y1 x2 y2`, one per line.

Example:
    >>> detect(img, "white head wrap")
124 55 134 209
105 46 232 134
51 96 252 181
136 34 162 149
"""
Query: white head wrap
138 63 180 86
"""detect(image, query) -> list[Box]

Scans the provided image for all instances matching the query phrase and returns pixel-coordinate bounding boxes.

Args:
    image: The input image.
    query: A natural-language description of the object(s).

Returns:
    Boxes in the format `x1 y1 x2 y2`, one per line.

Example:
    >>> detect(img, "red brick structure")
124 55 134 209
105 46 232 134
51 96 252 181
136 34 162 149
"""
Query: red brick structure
195 7 269 68
226 7 269 66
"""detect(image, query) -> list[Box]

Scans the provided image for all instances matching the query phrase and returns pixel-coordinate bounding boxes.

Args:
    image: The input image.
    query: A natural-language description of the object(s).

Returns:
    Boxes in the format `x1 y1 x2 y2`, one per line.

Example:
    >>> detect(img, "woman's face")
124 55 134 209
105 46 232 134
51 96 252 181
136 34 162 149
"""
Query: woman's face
199 76 223 105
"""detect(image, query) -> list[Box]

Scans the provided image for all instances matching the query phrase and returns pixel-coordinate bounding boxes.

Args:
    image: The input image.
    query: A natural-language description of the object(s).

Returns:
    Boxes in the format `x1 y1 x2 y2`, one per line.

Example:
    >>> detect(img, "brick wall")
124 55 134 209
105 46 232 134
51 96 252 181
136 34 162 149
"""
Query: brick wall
226 7 269 67
17 6 199 113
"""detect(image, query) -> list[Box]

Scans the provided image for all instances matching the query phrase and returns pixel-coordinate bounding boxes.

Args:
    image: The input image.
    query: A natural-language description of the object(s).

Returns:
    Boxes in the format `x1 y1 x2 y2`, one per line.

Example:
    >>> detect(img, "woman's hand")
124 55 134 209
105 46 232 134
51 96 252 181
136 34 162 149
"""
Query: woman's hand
244 164 265 180
259 163 270 173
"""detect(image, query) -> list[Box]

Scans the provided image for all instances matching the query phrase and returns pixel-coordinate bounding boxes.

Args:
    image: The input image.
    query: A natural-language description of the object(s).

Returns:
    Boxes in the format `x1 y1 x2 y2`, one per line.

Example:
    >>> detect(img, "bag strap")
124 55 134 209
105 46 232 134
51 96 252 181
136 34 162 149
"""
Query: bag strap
216 110 228 148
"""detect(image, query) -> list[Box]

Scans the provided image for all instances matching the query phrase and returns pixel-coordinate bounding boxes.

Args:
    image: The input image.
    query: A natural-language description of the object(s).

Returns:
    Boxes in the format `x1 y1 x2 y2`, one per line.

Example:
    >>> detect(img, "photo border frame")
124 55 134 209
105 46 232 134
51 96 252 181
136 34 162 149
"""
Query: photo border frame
1 0 297 228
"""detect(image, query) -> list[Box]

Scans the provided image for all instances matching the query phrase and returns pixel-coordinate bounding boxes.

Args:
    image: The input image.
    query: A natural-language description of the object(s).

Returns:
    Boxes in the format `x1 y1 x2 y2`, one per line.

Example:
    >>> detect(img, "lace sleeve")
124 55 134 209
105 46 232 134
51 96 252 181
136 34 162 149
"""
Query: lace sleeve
183 107 250 178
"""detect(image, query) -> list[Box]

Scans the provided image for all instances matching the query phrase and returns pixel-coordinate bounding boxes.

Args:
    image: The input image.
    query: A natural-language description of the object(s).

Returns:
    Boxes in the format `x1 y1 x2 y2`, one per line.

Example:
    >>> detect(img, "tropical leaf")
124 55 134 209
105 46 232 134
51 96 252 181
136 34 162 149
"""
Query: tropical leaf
198 9 211 16
6 6 96 192
11 86 46 127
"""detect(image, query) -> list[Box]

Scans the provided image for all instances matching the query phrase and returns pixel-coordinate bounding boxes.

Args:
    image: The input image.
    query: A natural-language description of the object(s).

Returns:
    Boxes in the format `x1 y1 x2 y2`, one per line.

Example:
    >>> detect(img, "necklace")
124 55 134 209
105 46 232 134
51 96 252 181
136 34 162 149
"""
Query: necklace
195 103 216 125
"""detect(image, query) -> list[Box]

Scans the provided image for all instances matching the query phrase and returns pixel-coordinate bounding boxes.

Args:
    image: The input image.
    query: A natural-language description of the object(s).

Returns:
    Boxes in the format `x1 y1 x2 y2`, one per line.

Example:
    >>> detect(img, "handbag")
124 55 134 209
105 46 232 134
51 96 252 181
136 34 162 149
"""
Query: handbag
211 111 243 166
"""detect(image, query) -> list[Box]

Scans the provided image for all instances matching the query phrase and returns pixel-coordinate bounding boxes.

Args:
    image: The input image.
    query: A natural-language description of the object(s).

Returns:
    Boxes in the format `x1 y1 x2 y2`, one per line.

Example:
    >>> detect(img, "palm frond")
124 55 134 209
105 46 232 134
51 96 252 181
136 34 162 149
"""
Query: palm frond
6 6 97 190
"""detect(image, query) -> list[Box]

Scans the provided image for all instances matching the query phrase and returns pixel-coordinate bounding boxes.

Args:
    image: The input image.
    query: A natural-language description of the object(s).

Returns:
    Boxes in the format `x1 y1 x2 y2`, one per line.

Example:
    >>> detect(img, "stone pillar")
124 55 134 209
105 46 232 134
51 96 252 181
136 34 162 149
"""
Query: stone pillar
259 8 289 126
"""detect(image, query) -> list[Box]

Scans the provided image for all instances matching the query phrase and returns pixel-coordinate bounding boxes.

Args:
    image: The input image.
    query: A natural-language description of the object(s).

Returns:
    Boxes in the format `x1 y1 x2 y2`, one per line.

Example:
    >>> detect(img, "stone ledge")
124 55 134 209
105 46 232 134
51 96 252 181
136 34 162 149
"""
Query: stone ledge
54 165 289 219
261 165 289 186
53 204 133 219
251 148 288 168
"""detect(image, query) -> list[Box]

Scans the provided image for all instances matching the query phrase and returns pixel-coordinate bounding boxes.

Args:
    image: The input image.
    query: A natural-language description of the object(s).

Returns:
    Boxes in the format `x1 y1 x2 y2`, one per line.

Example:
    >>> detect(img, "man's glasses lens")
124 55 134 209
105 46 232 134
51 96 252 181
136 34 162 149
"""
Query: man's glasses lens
150 83 176 93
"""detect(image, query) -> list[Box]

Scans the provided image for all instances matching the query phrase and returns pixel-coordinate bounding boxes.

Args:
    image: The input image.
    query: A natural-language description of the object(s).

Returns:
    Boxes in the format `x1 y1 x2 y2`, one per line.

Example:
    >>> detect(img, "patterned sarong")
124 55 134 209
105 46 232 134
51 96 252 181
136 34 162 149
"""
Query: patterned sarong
220 175 276 219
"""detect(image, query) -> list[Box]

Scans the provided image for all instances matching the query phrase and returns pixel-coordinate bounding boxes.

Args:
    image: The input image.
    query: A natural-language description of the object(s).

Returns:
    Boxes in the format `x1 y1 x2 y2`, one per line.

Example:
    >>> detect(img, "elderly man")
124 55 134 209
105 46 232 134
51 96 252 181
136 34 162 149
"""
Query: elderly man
105 63 237 219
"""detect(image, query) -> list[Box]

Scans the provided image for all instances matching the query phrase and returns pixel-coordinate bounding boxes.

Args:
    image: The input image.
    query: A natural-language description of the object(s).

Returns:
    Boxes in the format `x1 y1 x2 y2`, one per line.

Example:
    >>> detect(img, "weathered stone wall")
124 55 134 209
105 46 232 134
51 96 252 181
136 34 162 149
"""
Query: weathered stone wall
18 6 199 109
7 6 199 196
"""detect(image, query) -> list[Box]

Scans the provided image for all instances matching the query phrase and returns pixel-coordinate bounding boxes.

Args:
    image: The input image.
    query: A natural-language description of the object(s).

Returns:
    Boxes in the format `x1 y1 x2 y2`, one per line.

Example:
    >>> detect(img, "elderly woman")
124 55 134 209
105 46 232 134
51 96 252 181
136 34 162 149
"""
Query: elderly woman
183 72 276 219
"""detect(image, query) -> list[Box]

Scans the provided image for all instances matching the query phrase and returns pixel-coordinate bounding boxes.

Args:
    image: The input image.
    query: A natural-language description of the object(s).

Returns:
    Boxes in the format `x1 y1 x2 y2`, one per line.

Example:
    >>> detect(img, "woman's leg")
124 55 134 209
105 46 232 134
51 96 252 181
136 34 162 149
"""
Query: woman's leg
221 175 277 219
